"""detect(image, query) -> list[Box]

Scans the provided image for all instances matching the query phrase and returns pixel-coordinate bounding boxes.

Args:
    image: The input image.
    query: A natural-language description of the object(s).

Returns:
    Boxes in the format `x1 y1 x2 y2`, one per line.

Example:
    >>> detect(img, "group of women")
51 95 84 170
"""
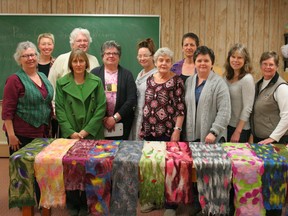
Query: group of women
131 34 288 216
2 30 288 216
131 33 288 147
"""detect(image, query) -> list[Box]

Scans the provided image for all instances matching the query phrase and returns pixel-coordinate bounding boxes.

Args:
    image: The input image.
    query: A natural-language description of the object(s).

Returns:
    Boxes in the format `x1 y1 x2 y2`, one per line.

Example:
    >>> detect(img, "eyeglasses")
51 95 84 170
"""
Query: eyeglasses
104 52 119 56
137 54 152 59
21 53 37 59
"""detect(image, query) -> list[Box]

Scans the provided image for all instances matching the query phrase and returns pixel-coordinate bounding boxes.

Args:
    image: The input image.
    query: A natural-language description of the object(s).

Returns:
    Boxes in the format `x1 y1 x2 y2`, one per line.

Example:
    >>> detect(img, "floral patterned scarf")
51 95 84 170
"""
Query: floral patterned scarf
139 141 166 208
222 143 265 216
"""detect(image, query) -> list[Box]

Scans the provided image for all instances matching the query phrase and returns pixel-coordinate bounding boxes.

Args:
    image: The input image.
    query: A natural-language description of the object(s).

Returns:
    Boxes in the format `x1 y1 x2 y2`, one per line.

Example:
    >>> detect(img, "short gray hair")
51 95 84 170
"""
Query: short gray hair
69 27 92 48
101 40 122 57
154 47 174 62
13 41 39 65
259 51 279 66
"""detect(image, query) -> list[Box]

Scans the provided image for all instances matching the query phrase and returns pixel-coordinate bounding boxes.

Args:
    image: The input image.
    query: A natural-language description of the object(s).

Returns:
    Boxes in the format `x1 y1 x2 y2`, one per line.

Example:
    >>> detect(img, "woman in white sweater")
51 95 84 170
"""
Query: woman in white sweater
224 43 255 143
129 38 157 140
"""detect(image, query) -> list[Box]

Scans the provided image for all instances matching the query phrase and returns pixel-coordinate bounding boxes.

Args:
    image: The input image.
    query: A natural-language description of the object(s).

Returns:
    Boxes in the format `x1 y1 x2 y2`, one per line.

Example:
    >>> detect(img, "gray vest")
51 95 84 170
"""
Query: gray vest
252 75 288 139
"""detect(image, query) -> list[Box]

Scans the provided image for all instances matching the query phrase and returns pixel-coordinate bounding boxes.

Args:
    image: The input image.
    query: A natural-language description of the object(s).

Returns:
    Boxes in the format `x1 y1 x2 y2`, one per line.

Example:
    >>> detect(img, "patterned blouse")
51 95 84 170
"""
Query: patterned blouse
140 74 185 138
104 70 118 116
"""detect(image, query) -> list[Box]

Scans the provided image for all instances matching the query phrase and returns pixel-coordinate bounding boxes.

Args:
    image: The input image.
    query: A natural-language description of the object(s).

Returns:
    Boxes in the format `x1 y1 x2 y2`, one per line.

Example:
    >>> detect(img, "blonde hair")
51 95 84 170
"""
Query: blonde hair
37 33 55 45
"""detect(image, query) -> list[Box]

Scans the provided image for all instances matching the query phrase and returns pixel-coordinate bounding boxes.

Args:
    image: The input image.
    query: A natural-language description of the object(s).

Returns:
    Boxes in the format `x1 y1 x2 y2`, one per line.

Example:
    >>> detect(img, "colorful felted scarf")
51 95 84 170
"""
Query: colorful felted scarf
139 141 166 208
62 139 98 191
273 144 288 215
165 142 193 205
222 143 265 216
9 138 54 208
189 142 232 215
34 138 77 209
251 143 288 210
85 140 120 216
110 140 144 216
273 144 288 160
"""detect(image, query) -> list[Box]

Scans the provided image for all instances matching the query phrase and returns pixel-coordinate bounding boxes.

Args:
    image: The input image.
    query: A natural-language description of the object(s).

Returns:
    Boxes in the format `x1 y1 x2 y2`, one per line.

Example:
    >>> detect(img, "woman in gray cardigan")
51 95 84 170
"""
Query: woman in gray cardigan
185 46 231 143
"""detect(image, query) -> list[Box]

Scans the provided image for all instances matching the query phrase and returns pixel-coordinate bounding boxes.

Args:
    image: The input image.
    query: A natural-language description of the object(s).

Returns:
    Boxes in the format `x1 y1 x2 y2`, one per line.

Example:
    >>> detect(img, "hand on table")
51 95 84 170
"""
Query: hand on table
258 137 275 145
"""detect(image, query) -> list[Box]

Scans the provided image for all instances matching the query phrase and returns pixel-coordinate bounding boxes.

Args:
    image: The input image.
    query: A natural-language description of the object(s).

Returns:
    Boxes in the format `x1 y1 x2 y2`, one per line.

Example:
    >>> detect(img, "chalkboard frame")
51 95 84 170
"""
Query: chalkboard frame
0 14 160 100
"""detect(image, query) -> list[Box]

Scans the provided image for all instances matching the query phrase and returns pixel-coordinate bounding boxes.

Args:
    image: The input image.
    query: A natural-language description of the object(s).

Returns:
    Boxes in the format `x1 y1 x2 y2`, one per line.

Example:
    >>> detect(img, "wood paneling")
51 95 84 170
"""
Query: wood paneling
1 0 288 79
94 0 104 14
214 0 227 68
239 0 249 45
174 0 183 60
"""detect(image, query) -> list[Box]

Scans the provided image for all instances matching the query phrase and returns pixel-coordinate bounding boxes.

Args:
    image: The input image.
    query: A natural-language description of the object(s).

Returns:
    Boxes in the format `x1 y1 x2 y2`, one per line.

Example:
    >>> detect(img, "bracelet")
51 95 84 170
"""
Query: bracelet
113 114 118 122
174 127 182 131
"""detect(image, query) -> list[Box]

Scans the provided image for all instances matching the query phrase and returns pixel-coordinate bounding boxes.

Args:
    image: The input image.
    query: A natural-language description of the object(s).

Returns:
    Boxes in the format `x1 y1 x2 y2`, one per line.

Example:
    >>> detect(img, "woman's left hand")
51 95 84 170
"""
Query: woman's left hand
103 116 116 131
79 130 89 139
70 132 82 139
171 130 181 141
205 133 216 144
230 131 240 143
258 137 275 145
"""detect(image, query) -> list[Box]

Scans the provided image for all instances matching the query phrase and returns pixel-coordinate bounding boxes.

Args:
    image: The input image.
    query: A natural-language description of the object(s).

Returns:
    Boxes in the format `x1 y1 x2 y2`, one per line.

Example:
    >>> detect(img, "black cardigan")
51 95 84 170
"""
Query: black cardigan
91 64 137 140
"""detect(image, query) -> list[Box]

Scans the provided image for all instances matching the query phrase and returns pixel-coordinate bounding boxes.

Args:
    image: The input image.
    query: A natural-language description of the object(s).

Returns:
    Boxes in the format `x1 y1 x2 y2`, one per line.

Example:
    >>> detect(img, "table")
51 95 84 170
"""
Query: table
8 139 288 216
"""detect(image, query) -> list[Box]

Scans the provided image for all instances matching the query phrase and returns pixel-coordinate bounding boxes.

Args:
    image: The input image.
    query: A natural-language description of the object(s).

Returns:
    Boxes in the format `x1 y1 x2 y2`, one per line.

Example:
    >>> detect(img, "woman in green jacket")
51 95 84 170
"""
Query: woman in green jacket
55 49 106 215
55 49 106 140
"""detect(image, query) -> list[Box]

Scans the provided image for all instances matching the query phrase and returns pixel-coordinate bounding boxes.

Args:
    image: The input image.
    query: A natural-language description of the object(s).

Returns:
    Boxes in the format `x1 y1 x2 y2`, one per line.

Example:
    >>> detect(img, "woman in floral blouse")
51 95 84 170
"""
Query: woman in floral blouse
140 47 185 142
139 47 185 216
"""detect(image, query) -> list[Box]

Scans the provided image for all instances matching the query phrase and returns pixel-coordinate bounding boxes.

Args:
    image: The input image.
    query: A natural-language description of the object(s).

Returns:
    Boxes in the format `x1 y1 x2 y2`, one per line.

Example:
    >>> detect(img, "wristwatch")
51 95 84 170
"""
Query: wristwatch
174 127 182 131
113 114 118 122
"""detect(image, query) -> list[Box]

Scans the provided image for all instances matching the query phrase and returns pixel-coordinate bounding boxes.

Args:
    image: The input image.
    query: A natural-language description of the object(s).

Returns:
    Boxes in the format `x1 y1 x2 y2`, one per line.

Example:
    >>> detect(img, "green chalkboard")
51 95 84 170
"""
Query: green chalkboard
0 14 160 99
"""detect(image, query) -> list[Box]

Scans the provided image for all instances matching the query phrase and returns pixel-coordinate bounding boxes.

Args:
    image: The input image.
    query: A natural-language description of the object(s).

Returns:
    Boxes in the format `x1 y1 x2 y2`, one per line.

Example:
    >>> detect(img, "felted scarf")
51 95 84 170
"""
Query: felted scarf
139 141 166 208
222 143 265 216
62 139 98 191
251 143 288 210
190 142 232 215
165 141 193 204
9 138 54 208
34 138 77 209
110 140 144 216
85 140 120 216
